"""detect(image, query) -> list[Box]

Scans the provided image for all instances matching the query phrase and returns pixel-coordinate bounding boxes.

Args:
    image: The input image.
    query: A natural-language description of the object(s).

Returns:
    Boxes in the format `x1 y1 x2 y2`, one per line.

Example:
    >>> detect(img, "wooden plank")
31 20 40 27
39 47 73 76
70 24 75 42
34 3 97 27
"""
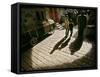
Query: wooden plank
22 56 33 71
23 51 43 70
34 44 78 63
39 37 94 61
24 51 49 69
34 47 64 65
21 28 95 70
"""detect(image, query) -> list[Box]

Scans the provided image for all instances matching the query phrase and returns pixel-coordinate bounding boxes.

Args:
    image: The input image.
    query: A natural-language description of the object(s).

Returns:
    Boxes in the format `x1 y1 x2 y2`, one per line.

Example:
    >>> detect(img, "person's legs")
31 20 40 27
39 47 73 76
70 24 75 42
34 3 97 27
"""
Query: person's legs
70 26 73 37
65 29 69 39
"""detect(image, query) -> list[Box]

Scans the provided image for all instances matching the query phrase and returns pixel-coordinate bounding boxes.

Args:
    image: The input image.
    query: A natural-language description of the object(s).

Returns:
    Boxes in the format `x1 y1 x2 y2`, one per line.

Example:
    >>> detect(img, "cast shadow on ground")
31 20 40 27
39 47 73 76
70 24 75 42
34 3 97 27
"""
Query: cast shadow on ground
50 36 71 54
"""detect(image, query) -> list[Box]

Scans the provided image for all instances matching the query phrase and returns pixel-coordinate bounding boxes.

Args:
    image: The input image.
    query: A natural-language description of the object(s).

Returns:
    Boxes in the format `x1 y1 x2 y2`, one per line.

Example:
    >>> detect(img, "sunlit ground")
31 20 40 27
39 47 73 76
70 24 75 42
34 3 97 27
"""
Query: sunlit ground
21 26 96 71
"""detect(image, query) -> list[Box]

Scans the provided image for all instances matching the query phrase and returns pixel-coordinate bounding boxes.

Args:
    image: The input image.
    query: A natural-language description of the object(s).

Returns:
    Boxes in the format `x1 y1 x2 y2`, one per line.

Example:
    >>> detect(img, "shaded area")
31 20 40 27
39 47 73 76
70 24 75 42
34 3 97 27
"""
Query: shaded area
50 36 71 54
69 24 96 55
50 36 66 54
69 35 84 55
58 37 71 50
21 48 33 71
21 33 51 52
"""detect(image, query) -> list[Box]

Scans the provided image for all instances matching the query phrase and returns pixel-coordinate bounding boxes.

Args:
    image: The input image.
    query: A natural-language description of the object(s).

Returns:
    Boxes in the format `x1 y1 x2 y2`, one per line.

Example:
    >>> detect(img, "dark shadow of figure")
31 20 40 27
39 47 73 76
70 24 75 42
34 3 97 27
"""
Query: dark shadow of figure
50 31 72 54
69 34 84 55
58 37 71 50
50 36 67 54
69 10 87 55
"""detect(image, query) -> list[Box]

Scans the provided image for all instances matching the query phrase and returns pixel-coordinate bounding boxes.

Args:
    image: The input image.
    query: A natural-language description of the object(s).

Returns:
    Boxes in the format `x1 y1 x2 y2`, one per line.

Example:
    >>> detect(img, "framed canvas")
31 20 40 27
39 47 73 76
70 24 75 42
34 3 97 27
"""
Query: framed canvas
11 2 98 74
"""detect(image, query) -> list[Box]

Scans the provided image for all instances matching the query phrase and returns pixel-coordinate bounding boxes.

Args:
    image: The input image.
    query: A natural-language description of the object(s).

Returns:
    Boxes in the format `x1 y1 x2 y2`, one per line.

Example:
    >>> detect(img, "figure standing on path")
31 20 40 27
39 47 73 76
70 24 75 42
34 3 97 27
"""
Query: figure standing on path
69 10 87 55
69 19 74 37
64 14 70 39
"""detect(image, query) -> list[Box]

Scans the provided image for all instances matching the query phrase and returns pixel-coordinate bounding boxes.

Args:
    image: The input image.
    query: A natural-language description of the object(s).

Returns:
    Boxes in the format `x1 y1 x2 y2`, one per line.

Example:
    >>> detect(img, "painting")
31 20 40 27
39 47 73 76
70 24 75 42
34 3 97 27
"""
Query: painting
11 3 97 74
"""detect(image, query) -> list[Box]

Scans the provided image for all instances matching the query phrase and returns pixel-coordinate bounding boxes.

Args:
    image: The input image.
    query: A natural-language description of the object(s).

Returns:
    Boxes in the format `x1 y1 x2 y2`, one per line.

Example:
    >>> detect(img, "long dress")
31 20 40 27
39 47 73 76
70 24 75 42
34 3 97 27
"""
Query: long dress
69 14 87 52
